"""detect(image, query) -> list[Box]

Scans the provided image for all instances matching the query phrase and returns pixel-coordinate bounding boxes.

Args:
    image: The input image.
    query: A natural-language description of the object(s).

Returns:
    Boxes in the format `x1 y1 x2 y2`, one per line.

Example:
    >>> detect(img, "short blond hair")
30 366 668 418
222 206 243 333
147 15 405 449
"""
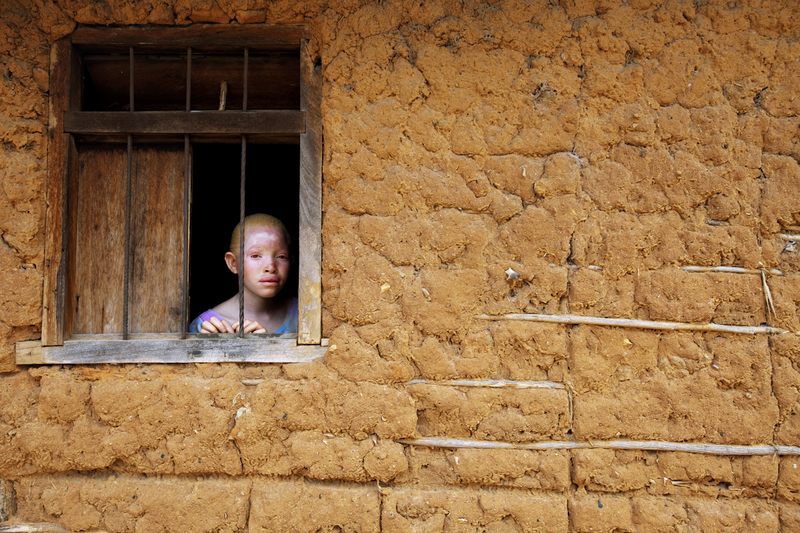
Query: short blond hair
229 213 291 256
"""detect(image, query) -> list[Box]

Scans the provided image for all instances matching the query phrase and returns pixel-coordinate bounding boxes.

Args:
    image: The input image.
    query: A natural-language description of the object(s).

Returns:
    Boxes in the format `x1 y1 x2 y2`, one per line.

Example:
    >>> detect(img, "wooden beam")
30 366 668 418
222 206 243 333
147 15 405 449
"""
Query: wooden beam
71 24 309 53
16 338 326 364
297 40 323 345
64 110 305 135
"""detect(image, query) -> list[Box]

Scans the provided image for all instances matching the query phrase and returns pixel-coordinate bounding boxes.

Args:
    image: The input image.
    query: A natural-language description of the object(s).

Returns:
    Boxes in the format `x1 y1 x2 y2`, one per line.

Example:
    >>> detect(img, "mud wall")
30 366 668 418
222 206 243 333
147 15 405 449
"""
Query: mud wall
2 0 800 531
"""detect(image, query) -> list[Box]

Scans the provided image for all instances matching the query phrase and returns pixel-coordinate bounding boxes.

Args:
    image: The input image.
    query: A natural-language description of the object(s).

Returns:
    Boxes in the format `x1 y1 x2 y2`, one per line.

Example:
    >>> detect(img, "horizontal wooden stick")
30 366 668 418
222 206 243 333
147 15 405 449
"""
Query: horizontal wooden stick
780 234 800 240
568 265 785 275
406 379 565 389
399 437 800 456
0 525 73 533
566 264 603 270
476 313 787 335
682 266 784 275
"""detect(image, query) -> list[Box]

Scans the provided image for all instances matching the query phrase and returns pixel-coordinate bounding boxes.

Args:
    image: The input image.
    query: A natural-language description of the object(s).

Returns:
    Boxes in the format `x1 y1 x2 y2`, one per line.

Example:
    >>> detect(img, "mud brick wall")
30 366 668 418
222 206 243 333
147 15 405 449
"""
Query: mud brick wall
2 0 800 531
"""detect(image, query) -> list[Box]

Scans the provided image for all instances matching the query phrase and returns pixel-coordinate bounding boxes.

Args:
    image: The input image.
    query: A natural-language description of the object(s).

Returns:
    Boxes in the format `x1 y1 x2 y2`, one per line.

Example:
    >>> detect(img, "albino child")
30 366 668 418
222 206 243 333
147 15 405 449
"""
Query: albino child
189 213 298 334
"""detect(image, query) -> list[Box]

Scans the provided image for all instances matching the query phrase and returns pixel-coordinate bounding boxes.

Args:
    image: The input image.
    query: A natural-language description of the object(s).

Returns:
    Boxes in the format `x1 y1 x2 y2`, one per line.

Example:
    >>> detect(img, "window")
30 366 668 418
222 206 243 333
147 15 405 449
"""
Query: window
18 25 324 364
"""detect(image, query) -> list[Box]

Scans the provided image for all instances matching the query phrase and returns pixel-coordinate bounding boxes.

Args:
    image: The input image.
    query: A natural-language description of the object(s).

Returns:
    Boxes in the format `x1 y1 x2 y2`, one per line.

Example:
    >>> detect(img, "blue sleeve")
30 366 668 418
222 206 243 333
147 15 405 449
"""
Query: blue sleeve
273 298 299 334
188 316 204 333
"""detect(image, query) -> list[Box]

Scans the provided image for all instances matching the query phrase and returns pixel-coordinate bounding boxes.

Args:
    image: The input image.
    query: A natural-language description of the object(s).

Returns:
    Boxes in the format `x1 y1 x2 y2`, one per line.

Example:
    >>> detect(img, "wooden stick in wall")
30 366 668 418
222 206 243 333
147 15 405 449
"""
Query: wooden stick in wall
682 266 784 275
476 313 790 335
406 379 565 389
219 81 227 110
762 269 777 323
568 265 785 275
399 437 800 456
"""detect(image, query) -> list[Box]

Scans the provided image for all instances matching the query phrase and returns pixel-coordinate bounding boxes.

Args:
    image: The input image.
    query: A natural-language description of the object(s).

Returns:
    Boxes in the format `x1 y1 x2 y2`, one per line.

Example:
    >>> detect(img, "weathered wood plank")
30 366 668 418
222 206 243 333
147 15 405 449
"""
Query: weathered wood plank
64 111 305 135
297 41 323 345
71 24 309 53
16 338 325 364
71 145 127 333
130 146 185 333
42 37 72 346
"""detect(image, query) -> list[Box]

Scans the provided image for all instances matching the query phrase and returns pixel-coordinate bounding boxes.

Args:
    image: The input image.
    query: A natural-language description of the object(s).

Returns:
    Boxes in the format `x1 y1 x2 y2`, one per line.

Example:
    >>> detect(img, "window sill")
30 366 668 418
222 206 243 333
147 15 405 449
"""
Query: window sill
16 335 328 365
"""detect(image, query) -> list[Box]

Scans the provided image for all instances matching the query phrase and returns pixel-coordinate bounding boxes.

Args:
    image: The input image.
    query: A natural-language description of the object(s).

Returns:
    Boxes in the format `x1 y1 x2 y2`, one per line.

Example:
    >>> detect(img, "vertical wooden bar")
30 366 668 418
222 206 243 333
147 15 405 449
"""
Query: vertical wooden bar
42 37 78 346
297 40 322 344
239 47 248 337
239 135 246 337
182 46 192 338
123 135 133 339
181 136 190 337
243 47 249 111
186 47 192 112
123 46 134 339
129 47 135 112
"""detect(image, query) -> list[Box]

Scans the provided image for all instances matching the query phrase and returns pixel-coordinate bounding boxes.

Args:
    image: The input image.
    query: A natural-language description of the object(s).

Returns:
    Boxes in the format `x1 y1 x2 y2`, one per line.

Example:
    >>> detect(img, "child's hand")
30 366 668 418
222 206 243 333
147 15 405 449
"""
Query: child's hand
234 319 267 334
199 316 235 333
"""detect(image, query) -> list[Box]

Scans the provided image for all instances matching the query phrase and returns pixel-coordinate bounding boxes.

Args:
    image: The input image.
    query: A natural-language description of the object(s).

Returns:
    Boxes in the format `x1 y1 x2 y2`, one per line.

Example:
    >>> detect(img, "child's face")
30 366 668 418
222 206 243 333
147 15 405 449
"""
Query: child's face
227 226 291 300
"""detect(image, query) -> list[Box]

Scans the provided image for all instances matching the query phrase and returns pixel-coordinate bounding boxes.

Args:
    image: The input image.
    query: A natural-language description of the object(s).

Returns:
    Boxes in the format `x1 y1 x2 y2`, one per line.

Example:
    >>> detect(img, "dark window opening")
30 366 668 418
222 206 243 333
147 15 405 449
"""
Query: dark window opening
189 143 300 322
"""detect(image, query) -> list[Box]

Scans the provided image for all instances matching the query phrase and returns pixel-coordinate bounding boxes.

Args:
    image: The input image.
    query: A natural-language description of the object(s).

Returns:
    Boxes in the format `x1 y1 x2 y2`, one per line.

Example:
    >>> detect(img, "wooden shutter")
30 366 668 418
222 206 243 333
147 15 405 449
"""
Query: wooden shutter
67 144 185 335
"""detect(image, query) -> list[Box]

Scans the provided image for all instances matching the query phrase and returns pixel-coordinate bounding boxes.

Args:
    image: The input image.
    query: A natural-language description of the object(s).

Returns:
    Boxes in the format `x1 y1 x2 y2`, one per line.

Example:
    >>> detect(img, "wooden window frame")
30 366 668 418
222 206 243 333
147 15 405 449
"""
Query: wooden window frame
18 24 325 365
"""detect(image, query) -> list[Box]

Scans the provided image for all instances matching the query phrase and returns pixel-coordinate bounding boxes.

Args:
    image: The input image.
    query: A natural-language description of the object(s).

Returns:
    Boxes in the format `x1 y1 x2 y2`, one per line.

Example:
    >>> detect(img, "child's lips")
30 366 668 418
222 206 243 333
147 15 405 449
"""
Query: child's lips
260 276 280 284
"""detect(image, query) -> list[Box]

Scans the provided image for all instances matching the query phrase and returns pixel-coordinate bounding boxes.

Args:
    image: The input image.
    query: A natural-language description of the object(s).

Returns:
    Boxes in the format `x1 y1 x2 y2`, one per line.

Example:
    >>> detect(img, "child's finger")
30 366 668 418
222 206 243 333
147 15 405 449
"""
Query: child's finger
200 320 219 333
208 316 234 333
242 319 265 333
249 321 267 334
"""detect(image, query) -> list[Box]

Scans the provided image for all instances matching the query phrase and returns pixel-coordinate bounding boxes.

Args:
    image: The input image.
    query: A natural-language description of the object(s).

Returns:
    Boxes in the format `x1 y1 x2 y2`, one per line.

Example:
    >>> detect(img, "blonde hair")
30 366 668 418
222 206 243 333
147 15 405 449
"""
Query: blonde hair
229 213 291 256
